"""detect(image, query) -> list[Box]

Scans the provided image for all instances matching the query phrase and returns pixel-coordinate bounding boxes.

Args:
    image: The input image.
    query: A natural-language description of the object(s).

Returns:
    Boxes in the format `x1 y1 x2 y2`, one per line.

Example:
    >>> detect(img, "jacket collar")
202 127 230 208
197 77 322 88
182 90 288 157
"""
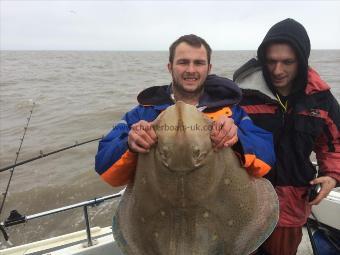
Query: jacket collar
137 74 242 109
305 68 330 95
234 59 330 101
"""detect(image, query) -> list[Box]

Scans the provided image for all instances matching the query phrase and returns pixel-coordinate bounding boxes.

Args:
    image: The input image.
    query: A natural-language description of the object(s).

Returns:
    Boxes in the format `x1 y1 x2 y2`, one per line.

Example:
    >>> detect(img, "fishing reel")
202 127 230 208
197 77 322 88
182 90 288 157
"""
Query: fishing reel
0 210 25 242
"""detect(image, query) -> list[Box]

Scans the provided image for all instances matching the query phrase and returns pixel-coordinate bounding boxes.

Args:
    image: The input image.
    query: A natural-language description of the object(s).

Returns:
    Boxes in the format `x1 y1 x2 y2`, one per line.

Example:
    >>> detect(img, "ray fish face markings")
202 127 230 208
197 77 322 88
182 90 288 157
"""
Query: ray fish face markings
154 101 212 172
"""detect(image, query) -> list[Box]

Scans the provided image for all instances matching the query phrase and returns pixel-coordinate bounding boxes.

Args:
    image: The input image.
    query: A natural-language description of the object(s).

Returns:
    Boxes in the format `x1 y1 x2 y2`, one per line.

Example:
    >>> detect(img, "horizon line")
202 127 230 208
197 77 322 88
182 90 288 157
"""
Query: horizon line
1 48 340 52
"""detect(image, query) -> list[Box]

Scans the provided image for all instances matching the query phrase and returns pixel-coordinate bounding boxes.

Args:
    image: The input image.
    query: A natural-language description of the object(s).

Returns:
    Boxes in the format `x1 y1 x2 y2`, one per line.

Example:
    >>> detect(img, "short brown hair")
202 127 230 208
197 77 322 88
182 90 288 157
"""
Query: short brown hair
169 34 212 64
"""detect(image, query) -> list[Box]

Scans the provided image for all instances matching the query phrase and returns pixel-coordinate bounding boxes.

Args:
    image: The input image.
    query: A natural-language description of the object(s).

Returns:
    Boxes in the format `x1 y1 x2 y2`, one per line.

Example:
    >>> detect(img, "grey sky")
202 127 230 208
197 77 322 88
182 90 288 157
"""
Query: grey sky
1 1 339 50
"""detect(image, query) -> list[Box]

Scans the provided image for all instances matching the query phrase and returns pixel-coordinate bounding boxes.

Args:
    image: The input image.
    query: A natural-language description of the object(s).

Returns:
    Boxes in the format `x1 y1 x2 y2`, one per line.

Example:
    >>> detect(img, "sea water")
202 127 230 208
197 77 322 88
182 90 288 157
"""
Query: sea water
0 50 339 246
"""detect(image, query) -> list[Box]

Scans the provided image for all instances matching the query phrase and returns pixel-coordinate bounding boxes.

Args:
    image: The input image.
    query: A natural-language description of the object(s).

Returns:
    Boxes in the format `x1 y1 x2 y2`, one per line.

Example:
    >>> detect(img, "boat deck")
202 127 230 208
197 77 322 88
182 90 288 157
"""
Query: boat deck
297 227 313 255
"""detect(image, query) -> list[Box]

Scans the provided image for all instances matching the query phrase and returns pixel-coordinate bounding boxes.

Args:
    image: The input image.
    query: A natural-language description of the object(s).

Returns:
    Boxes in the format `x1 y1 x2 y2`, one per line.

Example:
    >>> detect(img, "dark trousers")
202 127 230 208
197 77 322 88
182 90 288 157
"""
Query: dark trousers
253 226 303 255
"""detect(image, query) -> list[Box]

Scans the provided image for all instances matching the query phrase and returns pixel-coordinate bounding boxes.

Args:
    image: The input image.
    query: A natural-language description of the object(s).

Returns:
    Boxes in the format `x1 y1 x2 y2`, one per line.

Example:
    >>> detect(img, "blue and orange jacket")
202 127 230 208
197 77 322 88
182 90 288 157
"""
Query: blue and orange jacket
95 75 276 187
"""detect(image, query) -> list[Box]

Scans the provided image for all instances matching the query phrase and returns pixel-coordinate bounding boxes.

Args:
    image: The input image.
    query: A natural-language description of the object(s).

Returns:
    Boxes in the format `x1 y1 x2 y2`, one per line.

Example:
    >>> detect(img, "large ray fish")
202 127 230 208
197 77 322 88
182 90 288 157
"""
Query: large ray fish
113 101 279 255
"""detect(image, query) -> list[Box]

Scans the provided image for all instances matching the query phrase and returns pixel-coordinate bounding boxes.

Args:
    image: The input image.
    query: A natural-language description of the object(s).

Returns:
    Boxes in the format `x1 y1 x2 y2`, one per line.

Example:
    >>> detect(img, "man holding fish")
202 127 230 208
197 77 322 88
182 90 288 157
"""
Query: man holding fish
95 34 278 254
95 34 275 186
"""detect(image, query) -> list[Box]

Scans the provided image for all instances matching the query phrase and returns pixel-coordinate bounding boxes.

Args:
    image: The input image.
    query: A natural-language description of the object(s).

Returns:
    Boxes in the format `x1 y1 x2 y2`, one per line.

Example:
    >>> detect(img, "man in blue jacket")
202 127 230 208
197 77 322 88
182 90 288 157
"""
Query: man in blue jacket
95 34 275 187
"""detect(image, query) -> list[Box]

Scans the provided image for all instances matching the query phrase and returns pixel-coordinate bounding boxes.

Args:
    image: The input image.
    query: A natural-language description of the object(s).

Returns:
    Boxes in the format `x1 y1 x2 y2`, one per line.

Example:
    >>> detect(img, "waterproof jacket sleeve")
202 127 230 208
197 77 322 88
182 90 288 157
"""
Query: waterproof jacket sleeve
95 107 139 187
231 105 276 177
95 106 159 187
313 94 340 185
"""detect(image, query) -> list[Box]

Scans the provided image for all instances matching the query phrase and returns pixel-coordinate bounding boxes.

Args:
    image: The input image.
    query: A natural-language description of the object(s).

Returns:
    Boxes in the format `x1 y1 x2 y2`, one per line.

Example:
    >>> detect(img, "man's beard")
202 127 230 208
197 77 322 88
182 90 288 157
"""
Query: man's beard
172 74 205 99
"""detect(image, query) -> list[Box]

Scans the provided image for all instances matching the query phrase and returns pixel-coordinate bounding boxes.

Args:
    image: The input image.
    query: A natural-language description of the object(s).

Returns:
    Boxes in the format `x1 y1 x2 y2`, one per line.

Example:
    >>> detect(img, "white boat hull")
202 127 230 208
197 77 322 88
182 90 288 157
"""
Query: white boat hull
310 189 340 230
0 227 123 255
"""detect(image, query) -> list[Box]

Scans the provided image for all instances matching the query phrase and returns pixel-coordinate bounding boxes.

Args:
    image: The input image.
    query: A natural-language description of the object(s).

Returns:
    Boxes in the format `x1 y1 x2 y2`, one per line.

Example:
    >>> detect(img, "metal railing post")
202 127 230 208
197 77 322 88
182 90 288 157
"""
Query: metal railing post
83 205 93 247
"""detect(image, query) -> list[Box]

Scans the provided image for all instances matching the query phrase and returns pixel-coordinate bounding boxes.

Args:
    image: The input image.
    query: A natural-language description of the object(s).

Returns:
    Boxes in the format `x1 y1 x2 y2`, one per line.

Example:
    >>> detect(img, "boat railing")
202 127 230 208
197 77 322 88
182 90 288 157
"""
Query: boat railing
0 188 125 247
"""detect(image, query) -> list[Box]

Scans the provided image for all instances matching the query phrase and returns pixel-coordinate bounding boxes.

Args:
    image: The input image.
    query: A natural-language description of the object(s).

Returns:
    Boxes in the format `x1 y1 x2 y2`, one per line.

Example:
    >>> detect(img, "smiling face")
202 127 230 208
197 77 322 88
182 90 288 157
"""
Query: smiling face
265 43 298 96
168 42 211 103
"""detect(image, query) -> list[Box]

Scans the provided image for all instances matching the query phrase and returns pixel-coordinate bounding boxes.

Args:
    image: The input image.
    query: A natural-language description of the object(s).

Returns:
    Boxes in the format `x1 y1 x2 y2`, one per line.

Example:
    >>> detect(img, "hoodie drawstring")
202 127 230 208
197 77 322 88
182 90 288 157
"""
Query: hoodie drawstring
276 93 288 112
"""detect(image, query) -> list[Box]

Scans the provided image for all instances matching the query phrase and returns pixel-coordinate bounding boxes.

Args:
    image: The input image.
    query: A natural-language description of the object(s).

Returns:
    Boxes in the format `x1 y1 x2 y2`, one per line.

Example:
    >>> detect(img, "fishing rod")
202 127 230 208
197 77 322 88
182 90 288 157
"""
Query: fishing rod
0 136 103 173
0 102 35 217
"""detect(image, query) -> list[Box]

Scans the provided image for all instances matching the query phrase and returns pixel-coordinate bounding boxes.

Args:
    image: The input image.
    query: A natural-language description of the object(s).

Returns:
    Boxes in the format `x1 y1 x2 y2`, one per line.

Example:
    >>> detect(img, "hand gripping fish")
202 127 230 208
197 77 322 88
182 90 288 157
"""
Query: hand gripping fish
113 101 279 255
